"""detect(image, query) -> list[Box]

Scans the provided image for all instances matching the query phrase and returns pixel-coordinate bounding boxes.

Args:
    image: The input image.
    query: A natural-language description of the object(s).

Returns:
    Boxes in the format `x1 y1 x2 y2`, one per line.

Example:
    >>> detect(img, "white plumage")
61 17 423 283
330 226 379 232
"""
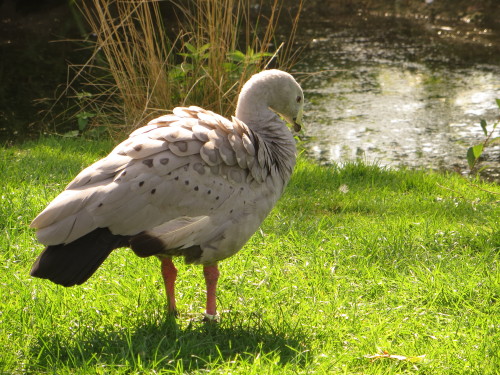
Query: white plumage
30 69 304 319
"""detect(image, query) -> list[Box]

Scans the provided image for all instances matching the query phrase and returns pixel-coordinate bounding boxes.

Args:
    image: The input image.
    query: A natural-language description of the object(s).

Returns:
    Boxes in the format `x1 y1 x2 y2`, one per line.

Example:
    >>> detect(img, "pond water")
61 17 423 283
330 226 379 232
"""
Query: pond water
296 10 500 181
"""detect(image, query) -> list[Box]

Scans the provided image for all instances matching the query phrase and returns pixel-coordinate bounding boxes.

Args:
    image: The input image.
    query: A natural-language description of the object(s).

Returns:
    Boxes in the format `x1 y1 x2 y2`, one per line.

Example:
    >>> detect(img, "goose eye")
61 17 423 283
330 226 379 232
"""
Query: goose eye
296 96 302 103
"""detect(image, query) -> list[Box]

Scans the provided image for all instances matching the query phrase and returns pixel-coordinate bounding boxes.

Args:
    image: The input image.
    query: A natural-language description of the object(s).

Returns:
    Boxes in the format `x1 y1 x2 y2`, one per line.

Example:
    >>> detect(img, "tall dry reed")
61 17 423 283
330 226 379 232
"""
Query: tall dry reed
61 0 302 137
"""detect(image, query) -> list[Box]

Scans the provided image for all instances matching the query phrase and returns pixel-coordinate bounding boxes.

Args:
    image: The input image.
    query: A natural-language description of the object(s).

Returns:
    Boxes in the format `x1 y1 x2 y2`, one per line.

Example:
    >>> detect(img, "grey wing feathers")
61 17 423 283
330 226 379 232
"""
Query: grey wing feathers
31 106 265 246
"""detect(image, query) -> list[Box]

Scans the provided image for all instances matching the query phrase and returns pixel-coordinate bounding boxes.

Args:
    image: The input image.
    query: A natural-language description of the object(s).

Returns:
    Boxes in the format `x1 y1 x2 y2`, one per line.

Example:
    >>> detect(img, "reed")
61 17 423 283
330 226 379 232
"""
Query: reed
64 0 302 137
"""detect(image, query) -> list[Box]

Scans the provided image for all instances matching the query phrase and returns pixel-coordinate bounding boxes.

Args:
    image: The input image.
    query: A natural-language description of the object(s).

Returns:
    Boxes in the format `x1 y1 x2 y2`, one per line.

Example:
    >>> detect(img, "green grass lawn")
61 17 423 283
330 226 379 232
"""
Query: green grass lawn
1 137 499 374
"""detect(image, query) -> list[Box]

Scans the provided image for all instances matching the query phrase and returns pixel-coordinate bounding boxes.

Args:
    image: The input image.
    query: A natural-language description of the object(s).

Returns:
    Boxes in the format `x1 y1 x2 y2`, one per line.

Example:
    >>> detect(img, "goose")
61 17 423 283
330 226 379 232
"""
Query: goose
30 69 304 320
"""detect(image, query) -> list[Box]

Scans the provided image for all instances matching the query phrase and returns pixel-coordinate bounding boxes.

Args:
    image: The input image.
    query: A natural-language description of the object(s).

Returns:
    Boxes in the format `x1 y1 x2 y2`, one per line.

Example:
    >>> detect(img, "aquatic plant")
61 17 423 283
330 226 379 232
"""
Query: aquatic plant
466 99 500 178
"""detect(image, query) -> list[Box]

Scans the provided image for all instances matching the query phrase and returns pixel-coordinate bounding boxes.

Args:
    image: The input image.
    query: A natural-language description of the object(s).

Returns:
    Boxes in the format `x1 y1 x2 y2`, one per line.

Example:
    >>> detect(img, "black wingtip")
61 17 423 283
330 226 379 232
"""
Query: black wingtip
30 228 129 287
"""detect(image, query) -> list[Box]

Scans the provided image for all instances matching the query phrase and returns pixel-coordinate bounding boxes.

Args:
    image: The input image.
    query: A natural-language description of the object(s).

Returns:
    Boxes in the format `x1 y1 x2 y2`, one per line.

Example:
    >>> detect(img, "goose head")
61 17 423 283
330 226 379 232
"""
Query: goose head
236 69 304 132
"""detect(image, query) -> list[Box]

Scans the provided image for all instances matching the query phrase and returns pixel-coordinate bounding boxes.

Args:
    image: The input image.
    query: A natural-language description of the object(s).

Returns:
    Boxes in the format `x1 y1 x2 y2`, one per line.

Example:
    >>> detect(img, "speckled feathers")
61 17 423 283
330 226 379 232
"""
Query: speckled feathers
30 69 303 267
32 106 286 263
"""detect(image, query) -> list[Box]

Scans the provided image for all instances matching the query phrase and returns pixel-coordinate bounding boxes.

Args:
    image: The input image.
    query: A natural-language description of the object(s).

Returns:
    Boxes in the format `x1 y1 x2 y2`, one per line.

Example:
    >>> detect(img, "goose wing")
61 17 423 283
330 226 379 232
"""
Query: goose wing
31 106 269 248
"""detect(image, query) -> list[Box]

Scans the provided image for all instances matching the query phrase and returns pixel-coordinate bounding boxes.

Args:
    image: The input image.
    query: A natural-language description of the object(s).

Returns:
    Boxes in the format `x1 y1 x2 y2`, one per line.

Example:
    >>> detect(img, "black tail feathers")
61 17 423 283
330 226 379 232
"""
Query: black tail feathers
30 228 130 287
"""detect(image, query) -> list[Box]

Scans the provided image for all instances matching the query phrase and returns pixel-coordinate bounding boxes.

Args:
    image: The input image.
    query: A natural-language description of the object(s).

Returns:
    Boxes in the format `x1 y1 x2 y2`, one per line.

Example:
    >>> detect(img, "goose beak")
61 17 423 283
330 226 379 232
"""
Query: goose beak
292 107 303 132
293 121 302 132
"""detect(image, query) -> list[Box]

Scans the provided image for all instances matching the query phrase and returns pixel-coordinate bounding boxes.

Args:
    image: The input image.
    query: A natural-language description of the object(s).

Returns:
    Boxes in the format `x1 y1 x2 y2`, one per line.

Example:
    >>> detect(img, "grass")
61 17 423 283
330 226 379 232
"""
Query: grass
1 137 499 374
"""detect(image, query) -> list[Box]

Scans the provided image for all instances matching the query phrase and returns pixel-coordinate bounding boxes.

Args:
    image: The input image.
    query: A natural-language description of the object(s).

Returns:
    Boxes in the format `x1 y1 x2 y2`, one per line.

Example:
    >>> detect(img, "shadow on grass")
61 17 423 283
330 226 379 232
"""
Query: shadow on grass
28 312 311 372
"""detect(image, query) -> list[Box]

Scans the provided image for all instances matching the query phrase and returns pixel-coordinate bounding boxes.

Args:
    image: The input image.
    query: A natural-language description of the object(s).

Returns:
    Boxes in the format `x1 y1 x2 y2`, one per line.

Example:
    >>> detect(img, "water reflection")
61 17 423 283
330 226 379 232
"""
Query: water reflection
297 14 500 181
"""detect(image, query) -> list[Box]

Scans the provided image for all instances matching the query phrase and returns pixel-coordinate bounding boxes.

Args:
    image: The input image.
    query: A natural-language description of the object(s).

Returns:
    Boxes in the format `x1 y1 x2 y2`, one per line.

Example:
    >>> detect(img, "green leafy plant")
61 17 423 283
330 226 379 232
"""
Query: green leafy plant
466 99 500 176
224 47 274 80
170 44 274 105
75 111 95 132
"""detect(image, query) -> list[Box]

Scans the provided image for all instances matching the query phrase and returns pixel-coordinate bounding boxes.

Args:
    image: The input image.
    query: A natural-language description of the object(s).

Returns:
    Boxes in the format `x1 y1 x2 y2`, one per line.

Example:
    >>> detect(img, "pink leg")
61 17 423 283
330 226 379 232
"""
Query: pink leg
161 258 178 315
203 264 220 318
